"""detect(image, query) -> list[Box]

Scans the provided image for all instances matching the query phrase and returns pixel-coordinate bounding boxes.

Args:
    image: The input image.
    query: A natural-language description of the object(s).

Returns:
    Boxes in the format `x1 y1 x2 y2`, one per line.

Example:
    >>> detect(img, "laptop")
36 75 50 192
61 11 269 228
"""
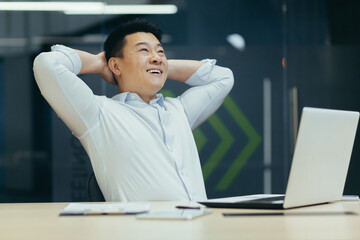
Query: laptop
199 107 359 209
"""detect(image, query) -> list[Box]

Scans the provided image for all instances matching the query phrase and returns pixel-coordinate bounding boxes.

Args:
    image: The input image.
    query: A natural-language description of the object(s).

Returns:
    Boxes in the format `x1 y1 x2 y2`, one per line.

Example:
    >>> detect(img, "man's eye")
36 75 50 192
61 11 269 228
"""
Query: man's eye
140 48 148 52
158 50 165 54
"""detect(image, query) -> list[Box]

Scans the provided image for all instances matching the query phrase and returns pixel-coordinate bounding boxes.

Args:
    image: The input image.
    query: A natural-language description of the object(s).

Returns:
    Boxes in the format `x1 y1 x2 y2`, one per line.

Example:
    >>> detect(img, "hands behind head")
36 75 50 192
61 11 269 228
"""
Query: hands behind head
97 52 117 85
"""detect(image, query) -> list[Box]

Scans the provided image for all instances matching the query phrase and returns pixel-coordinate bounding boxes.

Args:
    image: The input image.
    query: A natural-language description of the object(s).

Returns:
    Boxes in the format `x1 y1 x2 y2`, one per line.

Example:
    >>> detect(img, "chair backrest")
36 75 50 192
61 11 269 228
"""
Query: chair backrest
87 172 105 202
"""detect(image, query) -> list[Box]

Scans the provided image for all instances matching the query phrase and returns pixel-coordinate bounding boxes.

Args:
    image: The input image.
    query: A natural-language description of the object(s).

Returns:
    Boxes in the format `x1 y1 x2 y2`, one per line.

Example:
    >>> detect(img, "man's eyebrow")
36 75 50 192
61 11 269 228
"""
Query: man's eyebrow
135 42 164 48
135 42 148 47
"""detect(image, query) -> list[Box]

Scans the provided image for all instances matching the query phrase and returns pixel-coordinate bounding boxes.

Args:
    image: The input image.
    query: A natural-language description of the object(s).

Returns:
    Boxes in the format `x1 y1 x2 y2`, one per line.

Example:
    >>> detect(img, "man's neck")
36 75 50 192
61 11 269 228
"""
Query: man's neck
121 91 157 104
139 94 154 104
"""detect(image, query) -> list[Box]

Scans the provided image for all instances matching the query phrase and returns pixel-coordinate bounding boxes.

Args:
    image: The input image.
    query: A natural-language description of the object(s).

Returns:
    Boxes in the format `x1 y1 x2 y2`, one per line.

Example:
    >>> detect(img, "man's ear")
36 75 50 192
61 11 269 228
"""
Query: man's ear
108 57 122 77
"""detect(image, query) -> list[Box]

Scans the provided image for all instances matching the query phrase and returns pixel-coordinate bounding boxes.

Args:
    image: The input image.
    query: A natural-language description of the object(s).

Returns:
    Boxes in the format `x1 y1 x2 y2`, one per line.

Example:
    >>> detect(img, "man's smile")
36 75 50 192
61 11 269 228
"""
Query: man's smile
146 69 163 74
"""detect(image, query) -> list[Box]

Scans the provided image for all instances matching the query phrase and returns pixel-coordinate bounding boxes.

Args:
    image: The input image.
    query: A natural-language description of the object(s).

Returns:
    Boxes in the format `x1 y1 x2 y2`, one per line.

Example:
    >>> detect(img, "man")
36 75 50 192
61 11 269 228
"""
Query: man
33 18 233 202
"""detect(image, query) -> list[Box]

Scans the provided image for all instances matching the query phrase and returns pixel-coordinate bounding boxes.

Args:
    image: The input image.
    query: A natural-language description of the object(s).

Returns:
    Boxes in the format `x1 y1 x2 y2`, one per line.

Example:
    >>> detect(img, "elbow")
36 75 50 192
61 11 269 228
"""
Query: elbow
33 52 50 74
221 67 234 94
33 52 49 79
33 53 47 87
33 52 56 92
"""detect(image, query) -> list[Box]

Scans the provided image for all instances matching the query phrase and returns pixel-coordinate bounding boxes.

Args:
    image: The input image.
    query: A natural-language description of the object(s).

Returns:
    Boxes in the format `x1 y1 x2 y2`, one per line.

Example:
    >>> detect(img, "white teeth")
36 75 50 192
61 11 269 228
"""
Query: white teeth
147 69 161 74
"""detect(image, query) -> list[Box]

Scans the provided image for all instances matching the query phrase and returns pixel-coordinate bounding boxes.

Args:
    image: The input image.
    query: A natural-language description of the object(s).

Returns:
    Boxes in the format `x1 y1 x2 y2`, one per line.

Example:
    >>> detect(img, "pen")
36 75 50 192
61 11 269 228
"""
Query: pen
176 205 201 210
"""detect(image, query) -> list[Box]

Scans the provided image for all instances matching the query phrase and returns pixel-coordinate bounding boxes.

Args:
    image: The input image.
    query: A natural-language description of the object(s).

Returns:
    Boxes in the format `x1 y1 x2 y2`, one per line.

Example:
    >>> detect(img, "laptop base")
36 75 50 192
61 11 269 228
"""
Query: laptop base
198 201 285 210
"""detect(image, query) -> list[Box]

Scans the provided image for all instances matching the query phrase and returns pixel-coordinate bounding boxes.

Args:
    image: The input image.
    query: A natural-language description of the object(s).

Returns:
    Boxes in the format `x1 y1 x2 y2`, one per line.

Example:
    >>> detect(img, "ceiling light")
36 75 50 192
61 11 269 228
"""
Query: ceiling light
0 2 178 15
227 34 245 51
0 2 104 12
64 4 178 15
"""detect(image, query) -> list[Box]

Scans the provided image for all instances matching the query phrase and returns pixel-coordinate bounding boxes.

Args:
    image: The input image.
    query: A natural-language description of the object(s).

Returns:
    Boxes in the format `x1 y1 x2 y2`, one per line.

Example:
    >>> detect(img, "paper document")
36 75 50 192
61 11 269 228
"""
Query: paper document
60 203 150 216
137 209 212 220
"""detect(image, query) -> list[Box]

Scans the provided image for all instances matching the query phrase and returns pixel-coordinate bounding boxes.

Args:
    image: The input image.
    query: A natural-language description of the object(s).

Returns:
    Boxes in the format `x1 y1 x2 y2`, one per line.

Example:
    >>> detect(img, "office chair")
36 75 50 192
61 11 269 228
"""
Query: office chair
87 172 105 202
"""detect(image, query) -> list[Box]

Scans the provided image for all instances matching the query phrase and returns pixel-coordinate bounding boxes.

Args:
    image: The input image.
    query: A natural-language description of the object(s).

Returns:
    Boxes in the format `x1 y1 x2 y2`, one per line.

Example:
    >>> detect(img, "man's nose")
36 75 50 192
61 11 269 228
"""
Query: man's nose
150 52 162 63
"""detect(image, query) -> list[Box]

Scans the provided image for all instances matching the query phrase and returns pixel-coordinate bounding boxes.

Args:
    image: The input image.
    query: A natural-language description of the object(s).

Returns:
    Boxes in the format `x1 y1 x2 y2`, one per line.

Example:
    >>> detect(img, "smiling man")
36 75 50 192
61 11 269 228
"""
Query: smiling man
107 32 168 103
33 18 234 202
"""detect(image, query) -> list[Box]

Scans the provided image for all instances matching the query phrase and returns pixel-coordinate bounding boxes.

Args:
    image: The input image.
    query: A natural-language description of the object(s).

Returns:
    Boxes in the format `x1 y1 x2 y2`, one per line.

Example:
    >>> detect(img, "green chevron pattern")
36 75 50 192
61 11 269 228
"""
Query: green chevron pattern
193 128 207 152
202 114 234 180
159 89 261 191
215 96 262 190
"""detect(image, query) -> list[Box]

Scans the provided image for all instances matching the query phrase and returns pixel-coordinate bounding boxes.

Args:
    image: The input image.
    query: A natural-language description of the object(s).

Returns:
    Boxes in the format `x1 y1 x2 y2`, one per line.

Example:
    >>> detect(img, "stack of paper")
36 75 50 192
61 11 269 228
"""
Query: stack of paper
60 203 150 216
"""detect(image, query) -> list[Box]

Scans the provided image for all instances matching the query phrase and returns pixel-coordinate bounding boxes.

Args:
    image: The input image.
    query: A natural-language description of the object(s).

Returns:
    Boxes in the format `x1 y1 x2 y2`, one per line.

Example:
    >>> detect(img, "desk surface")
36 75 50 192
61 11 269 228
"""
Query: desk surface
1 201 360 240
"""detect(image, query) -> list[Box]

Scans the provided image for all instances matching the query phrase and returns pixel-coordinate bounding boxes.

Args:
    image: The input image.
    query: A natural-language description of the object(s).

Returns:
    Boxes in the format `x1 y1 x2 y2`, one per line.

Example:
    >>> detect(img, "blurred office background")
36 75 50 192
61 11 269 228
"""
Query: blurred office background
0 0 359 202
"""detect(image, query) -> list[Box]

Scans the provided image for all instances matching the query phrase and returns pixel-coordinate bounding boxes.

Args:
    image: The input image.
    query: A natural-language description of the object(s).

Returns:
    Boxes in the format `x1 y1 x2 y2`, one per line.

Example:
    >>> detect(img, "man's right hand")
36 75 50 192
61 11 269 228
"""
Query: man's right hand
75 49 117 85
97 52 117 85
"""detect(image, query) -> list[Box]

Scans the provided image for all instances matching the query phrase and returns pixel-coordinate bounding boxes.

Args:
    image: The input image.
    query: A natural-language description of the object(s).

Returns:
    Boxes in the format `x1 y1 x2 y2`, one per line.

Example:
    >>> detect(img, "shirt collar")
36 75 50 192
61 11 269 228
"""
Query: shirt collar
112 92 165 108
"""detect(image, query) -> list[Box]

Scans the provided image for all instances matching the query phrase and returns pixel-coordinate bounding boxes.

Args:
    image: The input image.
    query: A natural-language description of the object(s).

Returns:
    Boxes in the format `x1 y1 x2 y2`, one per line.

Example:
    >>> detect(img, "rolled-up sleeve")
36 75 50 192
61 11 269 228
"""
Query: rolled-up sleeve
180 59 234 129
33 45 99 137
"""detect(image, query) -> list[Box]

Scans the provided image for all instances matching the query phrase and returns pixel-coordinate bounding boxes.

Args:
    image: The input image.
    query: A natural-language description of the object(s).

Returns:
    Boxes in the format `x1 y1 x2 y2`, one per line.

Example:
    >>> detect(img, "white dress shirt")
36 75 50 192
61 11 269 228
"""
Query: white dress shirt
33 45 234 202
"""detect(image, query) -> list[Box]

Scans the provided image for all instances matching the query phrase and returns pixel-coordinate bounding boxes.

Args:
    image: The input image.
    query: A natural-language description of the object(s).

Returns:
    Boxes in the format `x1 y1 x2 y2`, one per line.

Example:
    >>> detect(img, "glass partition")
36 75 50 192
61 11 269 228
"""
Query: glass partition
0 0 359 202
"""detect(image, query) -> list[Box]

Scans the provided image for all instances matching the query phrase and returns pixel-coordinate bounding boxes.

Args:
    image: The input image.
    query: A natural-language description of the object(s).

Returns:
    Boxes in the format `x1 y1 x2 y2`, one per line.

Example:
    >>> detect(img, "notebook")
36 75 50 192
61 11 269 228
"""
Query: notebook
199 107 359 209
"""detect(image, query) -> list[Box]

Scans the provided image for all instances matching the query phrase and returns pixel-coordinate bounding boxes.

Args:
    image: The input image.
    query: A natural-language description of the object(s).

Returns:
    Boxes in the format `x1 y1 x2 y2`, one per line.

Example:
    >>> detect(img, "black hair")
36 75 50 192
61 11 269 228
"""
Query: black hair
104 18 162 62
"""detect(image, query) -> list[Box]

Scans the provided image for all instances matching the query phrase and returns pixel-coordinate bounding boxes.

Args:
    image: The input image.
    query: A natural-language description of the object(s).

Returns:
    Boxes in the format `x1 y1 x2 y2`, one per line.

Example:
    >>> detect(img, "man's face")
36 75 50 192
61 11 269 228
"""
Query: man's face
115 32 168 102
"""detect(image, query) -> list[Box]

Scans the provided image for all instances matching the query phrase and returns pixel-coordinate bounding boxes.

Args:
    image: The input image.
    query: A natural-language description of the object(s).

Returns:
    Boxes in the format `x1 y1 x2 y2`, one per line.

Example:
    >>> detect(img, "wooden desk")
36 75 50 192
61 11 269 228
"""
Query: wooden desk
1 201 360 240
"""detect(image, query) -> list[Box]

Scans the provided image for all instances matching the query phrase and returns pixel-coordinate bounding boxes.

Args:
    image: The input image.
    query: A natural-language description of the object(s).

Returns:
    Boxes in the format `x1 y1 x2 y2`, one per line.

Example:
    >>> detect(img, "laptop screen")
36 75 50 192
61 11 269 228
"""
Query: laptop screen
284 107 359 208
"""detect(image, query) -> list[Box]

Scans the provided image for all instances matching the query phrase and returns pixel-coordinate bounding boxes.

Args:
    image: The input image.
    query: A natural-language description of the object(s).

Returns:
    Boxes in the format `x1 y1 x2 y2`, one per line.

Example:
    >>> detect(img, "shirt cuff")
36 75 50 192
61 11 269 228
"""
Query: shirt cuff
185 59 217 86
51 44 82 75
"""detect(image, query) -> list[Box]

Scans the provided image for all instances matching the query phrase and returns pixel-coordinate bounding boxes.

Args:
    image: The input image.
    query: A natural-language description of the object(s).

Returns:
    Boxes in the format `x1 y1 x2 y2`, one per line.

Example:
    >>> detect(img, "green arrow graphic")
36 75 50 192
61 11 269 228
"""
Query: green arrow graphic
193 128 207 152
202 114 234 180
159 89 260 191
216 95 262 190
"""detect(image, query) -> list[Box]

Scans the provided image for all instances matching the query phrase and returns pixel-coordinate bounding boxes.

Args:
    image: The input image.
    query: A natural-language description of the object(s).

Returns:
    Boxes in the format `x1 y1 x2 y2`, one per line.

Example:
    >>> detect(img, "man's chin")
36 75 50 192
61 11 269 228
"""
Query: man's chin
152 80 166 90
